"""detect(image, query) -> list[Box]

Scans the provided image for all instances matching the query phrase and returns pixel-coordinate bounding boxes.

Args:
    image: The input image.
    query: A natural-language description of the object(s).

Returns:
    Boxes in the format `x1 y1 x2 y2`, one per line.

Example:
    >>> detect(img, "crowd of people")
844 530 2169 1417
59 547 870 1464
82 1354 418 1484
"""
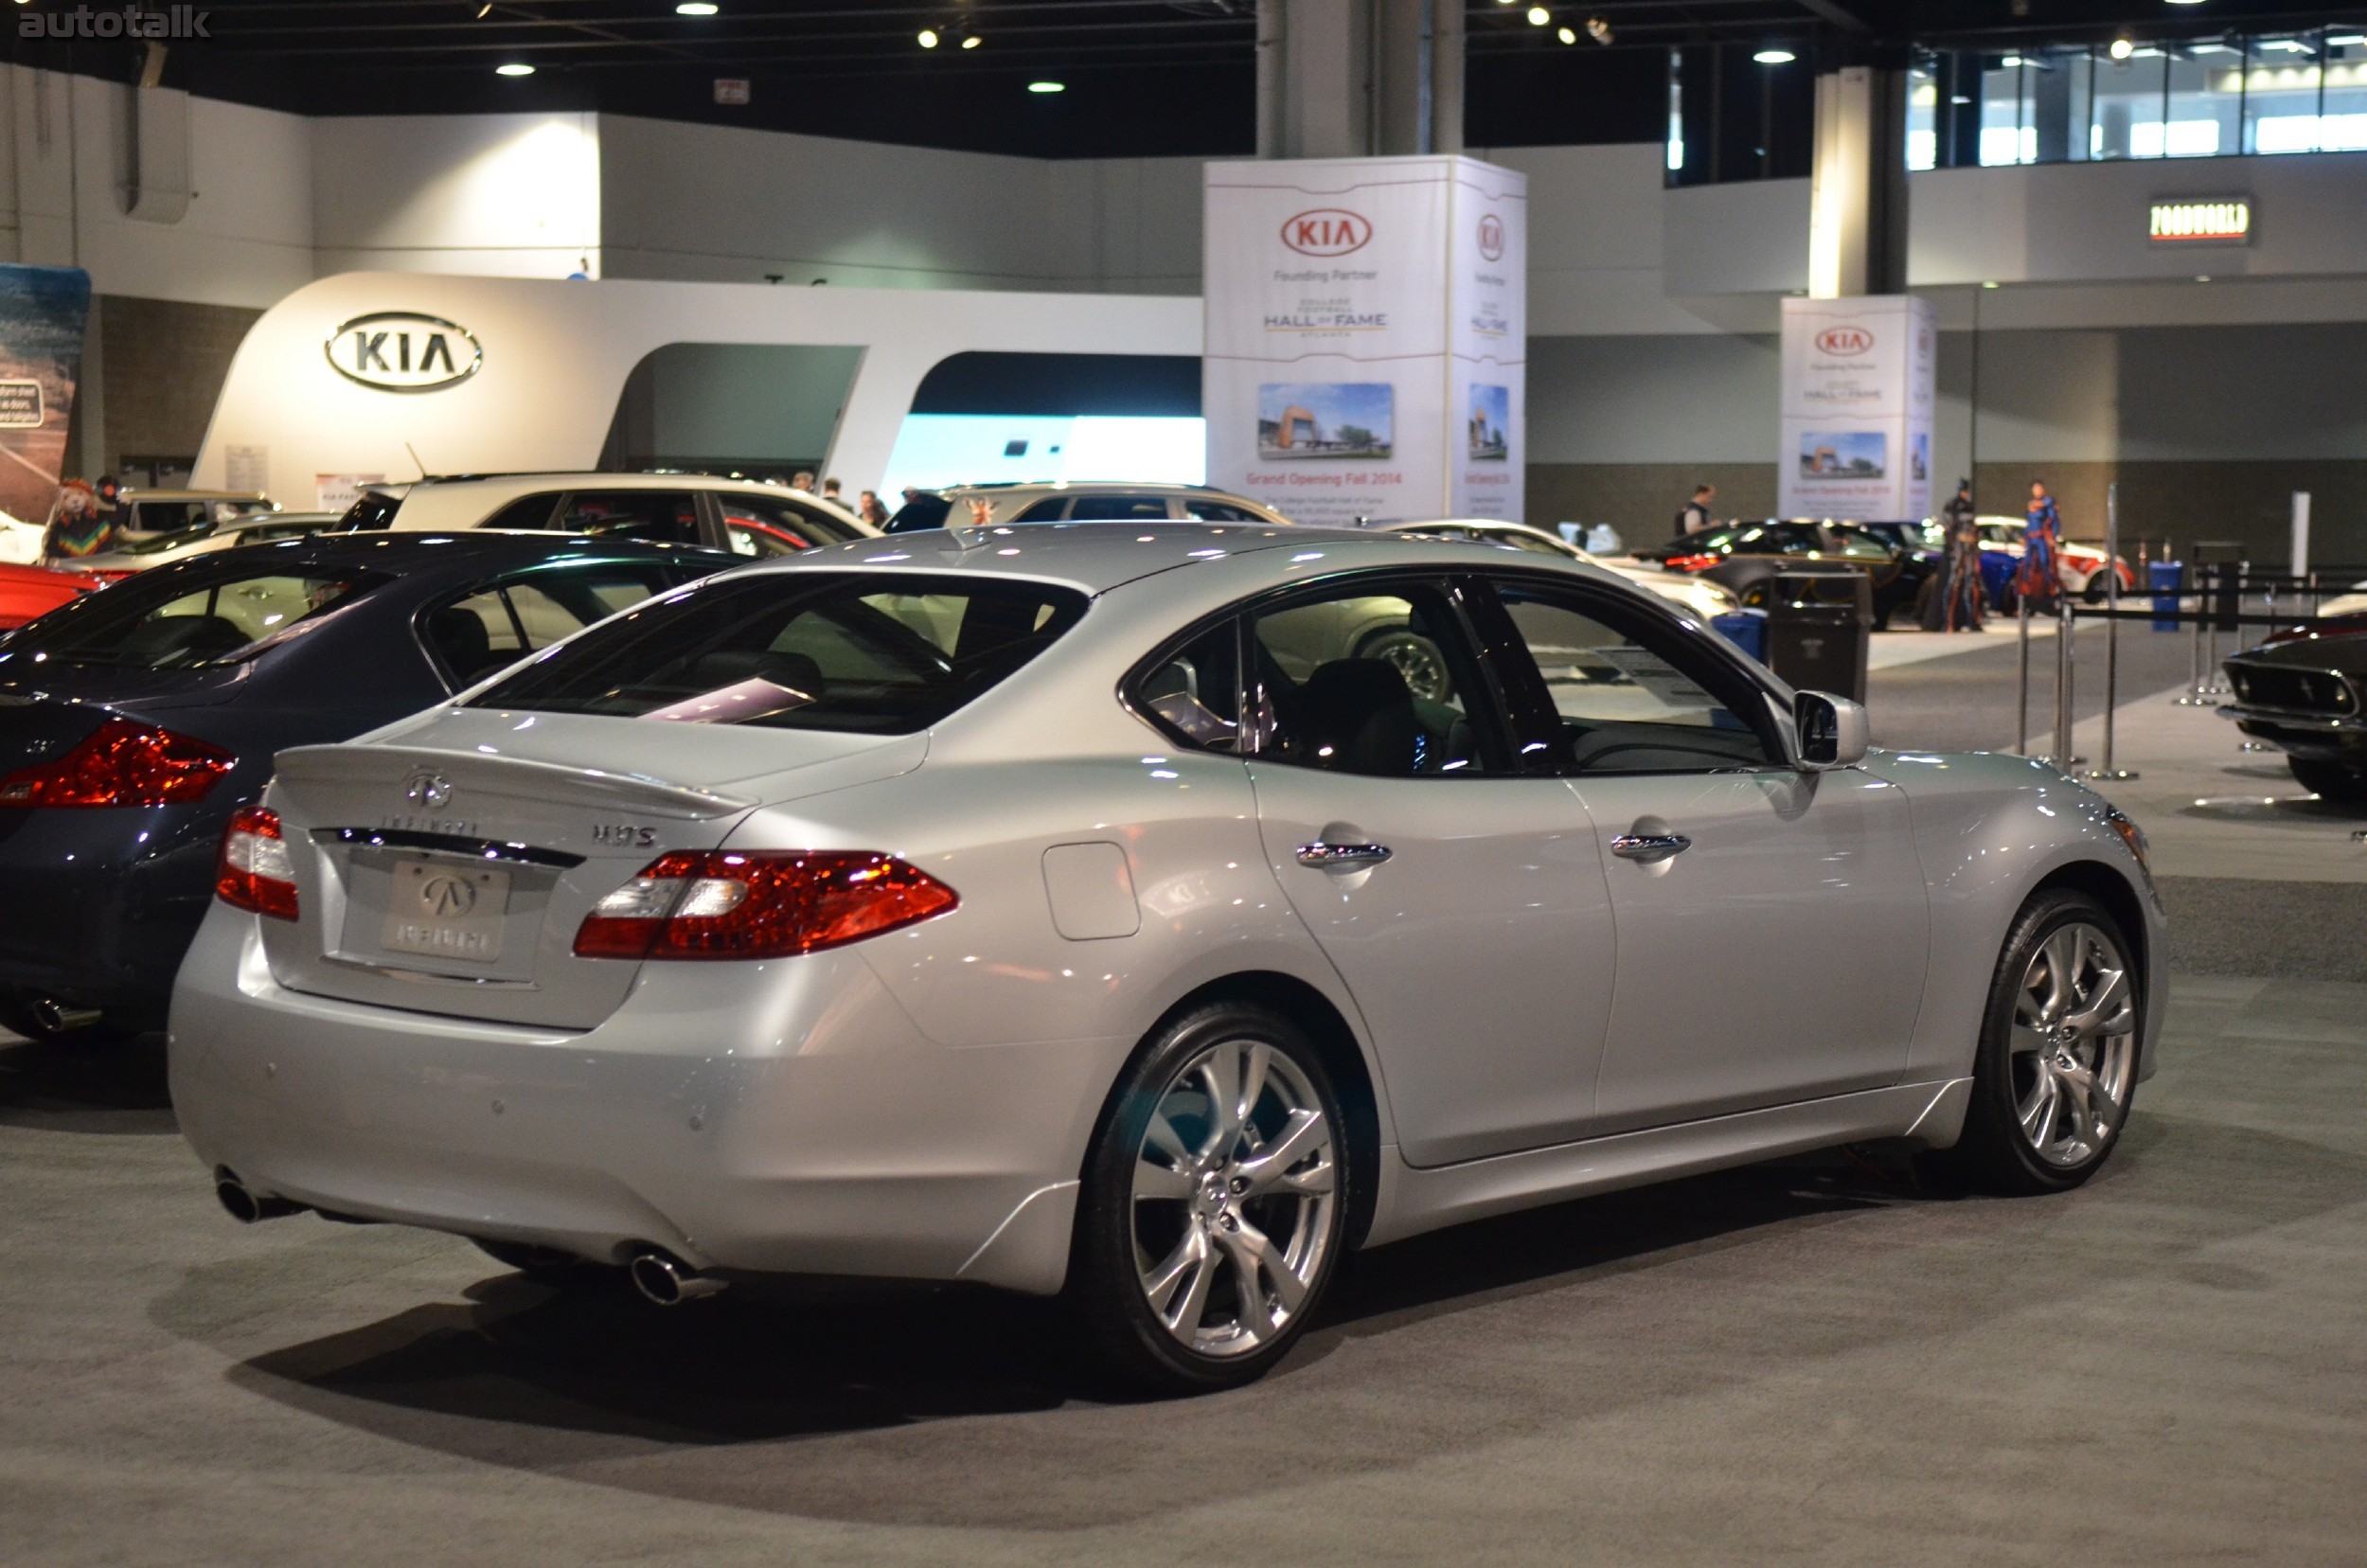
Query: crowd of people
787 470 891 527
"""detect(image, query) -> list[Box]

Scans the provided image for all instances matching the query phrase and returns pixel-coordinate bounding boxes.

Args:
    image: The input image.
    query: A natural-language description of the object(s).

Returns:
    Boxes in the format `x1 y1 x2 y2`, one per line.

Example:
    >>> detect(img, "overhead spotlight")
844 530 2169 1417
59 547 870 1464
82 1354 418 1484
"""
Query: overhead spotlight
1557 26 1576 44
917 27 939 46
2109 36 2135 60
495 62 535 76
1585 15 1611 44
2163 0 2206 6
1754 48 1796 64
676 2 719 13
474 3 492 17
1525 7 1549 26
1028 80 1065 94
962 32 981 48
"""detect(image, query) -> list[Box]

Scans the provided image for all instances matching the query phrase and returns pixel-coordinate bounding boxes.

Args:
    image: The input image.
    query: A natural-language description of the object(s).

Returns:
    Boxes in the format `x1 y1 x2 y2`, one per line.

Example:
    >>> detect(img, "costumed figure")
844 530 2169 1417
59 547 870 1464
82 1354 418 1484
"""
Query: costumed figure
44 479 115 560
1932 479 1984 631
2018 480 2061 613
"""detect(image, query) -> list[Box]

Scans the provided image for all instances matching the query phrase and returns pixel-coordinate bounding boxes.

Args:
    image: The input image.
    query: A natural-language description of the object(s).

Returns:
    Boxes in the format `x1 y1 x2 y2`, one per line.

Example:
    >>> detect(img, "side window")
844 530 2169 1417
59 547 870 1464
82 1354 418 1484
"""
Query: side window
555 490 701 544
1010 498 1067 523
1247 581 1493 777
717 493 848 551
1130 620 1241 752
1486 582 1776 775
478 492 562 531
1182 499 1258 522
1070 496 1169 521
423 566 667 687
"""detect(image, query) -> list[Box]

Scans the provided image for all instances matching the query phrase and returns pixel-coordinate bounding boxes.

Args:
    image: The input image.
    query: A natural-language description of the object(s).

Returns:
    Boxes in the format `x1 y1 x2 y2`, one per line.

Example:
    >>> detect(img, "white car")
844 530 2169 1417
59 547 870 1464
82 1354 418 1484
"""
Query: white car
171 523 2162 1393
0 510 44 564
1377 518 1739 624
888 482 1294 531
345 472 875 558
62 513 344 577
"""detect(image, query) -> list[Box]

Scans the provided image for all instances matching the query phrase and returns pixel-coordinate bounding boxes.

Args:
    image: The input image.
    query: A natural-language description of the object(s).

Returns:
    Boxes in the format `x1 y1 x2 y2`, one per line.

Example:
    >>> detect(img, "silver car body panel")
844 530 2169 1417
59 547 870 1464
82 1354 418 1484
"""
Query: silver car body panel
170 524 2167 1295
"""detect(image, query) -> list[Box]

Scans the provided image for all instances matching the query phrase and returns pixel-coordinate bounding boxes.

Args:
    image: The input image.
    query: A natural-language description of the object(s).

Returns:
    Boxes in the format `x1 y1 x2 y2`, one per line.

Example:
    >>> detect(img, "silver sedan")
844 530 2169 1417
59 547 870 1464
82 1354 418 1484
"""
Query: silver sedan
170 524 2164 1393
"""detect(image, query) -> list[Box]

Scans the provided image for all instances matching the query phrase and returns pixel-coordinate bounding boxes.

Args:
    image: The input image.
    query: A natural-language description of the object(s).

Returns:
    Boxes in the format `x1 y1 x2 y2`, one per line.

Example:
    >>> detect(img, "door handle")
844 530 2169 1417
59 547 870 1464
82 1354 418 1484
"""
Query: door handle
1611 832 1692 864
1295 841 1393 871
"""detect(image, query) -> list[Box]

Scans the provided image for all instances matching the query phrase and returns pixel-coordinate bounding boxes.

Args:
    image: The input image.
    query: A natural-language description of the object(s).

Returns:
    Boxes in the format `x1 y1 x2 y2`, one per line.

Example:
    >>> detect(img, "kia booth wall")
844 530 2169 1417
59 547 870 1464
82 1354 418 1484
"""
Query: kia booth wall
1202 156 1527 526
1777 295 1934 525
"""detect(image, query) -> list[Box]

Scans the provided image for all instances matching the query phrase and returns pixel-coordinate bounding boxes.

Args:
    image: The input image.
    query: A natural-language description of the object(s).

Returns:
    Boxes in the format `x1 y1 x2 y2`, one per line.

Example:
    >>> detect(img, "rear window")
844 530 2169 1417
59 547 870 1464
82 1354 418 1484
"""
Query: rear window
338 491 404 531
7 565 390 668
883 495 952 534
469 571 1089 734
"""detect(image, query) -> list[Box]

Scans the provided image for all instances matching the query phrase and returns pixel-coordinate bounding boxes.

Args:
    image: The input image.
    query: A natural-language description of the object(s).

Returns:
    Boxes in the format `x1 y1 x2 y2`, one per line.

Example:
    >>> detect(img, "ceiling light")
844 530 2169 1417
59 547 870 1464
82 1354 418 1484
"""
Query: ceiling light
2262 38 2311 53
961 33 981 48
1557 26 1575 44
2162 0 2206 6
1027 80 1065 93
2329 35 2367 47
2001 55 2027 67
917 27 938 46
2109 37 2134 60
1754 48 1795 64
675 2 719 13
495 62 534 76
1526 7 1550 26
1981 280 2001 289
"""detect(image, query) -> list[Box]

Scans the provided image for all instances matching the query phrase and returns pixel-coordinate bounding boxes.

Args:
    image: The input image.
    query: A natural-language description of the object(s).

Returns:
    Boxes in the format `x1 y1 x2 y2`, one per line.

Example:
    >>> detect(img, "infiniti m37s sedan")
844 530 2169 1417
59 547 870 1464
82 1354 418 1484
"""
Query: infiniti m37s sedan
170 524 2164 1392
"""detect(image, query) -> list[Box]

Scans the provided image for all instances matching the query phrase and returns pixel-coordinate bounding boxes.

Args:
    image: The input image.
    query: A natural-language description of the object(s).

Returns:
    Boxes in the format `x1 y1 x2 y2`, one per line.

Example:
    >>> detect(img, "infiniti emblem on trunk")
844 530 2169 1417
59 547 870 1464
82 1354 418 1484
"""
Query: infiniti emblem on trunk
421 875 477 918
403 771 454 810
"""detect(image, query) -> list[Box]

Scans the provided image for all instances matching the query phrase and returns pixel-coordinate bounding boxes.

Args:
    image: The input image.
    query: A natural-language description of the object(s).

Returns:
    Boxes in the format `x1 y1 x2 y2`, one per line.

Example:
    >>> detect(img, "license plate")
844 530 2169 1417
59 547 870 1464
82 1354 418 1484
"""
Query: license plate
381 858 511 965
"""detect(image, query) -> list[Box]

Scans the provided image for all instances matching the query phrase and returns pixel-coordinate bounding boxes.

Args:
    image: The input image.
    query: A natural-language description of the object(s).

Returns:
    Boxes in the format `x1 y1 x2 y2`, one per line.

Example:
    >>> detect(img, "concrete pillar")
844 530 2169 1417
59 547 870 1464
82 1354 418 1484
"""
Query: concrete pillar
1807 64 1909 297
1255 0 1461 160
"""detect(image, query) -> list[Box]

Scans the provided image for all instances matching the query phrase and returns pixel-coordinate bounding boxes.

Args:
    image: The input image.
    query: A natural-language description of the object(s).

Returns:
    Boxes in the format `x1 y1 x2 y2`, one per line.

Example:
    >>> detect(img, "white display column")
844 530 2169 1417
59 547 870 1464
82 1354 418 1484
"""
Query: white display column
1202 154 1525 526
1776 294 1933 523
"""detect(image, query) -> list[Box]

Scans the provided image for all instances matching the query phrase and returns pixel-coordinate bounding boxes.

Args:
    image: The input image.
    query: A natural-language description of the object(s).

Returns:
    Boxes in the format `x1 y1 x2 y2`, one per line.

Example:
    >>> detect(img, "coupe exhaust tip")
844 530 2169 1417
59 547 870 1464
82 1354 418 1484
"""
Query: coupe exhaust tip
628 1251 726 1306
27 996 104 1034
214 1170 303 1224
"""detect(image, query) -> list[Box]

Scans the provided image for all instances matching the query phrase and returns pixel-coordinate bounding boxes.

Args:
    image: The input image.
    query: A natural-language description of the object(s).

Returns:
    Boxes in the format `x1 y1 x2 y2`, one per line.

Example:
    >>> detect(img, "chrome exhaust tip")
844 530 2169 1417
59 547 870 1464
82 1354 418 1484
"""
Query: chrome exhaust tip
214 1171 303 1224
628 1251 726 1306
27 996 104 1034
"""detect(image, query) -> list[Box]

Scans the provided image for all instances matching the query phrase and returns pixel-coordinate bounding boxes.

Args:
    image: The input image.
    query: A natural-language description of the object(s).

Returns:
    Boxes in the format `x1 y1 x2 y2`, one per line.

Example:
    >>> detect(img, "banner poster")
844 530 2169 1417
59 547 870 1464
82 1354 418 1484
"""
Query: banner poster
0 264 91 526
1777 294 1933 524
1203 155 1525 526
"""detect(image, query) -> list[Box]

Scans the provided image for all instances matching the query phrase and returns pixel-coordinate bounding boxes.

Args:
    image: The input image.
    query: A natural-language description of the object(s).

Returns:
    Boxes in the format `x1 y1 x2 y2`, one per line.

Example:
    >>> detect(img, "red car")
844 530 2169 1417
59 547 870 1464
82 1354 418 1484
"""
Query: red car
0 562 97 631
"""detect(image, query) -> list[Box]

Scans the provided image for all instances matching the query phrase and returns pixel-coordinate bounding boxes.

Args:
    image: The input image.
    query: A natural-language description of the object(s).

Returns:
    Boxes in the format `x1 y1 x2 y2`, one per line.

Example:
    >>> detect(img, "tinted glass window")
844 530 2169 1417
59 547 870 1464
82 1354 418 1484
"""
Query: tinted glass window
1132 621 1240 752
1248 581 1490 776
479 493 561 531
423 564 668 687
555 490 701 544
470 572 1087 734
1182 500 1258 523
1071 496 1171 521
1490 582 1774 774
5 566 387 668
338 491 403 531
884 495 953 534
1010 499 1067 523
717 493 852 553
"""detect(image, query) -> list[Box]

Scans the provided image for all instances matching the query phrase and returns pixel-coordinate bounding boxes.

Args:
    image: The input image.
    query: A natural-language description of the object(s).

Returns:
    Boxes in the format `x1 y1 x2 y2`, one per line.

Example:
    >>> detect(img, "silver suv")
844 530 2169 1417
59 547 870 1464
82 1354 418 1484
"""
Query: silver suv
885 482 1291 532
338 472 874 559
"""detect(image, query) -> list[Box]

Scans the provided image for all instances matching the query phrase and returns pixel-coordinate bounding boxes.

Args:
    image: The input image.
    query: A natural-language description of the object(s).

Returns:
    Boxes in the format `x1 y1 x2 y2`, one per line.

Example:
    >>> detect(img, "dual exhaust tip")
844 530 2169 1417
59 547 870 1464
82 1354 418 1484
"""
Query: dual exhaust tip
214 1169 725 1306
24 996 104 1035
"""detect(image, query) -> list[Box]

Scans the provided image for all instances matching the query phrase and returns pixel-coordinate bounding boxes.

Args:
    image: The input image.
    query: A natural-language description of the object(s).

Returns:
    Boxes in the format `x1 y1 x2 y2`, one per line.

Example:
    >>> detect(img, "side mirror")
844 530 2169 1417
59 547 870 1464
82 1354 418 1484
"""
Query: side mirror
1794 690 1870 770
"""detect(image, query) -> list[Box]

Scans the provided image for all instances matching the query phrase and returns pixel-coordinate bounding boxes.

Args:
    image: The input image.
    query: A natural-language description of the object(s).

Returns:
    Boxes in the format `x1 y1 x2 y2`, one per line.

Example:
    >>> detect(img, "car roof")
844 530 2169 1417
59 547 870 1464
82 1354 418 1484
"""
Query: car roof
127 530 735 579
733 519 1625 598
935 481 1238 496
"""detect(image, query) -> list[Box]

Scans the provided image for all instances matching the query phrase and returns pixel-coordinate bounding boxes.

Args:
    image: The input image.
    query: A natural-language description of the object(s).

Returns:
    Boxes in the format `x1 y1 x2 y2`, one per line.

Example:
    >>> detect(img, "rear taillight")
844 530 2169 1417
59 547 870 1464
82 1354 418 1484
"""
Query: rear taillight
216 806 298 920
1665 554 1722 573
574 850 957 961
0 718 234 808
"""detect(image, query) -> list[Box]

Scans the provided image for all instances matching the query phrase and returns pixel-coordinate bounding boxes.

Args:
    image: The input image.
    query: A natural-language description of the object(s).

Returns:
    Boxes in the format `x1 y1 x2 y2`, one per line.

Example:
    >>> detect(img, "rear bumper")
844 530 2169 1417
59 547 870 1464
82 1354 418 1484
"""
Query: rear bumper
167 908 1118 1293
0 802 220 1026
2218 705 2367 763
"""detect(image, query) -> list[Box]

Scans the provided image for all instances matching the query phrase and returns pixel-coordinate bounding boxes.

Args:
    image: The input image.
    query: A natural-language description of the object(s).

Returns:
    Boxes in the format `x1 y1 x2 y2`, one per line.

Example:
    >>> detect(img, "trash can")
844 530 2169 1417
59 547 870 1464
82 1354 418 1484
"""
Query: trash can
2148 561 2183 632
1712 608 1768 665
1765 567 1872 704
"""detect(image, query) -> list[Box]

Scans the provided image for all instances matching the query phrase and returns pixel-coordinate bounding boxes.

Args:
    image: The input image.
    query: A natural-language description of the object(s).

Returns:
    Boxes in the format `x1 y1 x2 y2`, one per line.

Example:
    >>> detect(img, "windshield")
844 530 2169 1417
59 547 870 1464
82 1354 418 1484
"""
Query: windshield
470 571 1089 734
4 565 390 668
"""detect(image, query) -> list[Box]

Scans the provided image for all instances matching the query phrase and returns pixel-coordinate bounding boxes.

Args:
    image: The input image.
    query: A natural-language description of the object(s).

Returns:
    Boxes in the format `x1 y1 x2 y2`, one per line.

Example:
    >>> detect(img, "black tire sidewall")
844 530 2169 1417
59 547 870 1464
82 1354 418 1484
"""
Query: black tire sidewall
1070 1001 1349 1395
1960 891 2139 1195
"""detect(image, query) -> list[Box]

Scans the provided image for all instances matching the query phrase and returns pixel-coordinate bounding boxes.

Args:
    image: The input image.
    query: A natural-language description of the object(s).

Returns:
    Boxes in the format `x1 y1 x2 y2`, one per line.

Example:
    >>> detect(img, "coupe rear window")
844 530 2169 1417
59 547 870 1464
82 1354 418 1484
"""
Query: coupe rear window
6 565 390 668
468 571 1089 734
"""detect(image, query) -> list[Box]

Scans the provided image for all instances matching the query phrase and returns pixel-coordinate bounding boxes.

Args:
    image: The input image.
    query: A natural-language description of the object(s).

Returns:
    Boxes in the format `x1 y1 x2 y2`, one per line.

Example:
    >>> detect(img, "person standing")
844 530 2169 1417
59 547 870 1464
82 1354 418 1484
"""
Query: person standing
2019 479 2062 614
1676 483 1716 536
790 471 816 493
856 490 889 527
821 477 844 507
1927 478 1985 631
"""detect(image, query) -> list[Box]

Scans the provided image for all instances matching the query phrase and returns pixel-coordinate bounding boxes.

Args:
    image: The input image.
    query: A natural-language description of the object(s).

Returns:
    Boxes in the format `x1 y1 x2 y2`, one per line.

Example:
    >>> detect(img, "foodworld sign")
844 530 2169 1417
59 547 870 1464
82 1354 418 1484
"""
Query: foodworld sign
325 312 483 393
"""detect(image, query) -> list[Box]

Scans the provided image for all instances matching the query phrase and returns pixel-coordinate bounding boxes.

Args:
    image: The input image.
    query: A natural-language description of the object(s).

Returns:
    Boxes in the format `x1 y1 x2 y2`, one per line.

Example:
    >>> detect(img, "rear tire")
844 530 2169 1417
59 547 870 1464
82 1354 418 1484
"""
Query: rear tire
2289 757 2367 803
1069 1002 1349 1395
1941 890 2140 1195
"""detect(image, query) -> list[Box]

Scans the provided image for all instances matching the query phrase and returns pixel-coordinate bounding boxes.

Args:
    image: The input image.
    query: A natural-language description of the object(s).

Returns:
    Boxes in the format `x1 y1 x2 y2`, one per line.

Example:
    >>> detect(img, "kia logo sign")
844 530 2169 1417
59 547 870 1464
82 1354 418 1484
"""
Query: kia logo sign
1815 326 1875 356
1281 209 1372 258
326 312 483 393
1478 213 1504 262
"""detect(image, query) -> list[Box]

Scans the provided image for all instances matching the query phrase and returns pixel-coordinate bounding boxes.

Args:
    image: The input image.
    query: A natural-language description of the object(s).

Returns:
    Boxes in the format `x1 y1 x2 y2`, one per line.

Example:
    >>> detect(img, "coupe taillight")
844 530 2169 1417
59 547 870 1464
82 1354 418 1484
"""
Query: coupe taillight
216 806 299 920
0 718 234 808
573 850 957 961
1665 554 1722 573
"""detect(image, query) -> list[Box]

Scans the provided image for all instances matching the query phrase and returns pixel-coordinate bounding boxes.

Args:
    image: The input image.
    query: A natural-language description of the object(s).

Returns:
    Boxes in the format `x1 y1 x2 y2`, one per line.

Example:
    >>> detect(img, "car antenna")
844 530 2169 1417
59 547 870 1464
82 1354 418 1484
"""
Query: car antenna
404 442 429 481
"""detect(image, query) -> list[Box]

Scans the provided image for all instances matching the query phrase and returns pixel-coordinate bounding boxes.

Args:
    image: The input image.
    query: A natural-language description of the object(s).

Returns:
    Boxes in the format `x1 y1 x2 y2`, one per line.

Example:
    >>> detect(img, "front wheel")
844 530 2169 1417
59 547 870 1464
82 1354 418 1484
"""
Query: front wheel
1942 891 2140 1195
1069 1003 1349 1395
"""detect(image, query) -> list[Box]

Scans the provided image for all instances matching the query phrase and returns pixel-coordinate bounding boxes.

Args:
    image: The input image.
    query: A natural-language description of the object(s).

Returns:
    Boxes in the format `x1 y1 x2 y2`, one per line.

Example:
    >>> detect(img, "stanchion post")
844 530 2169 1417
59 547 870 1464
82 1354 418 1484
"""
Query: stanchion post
2087 482 2136 780
2053 589 2076 767
2015 590 2031 755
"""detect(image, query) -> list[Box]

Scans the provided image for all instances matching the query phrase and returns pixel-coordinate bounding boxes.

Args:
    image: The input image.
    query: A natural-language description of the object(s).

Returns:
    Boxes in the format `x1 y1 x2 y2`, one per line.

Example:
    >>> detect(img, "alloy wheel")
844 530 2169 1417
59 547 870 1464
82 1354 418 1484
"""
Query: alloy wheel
1361 631 1450 703
1130 1037 1337 1358
2008 921 2136 1167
